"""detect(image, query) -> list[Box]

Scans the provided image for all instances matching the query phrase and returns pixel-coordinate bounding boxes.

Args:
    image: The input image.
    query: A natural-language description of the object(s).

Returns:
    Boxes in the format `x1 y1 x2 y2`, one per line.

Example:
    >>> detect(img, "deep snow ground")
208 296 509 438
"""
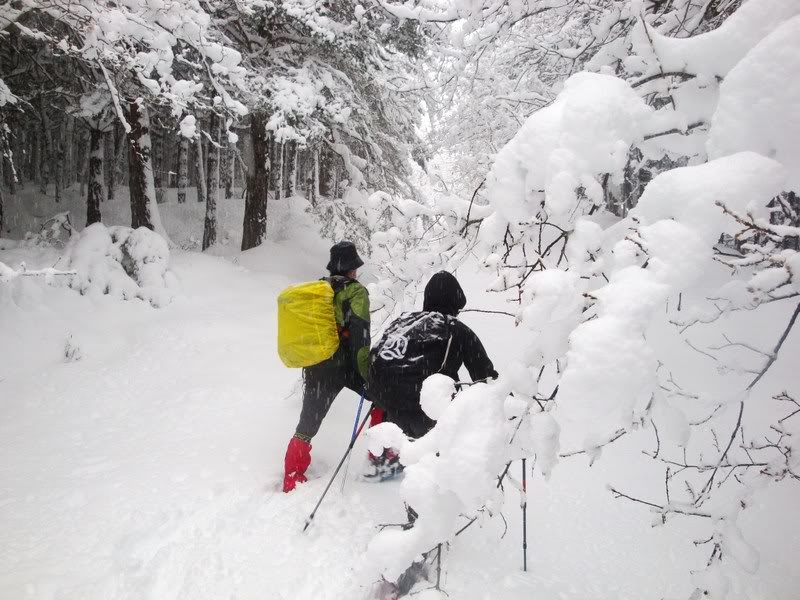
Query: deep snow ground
1 187 799 600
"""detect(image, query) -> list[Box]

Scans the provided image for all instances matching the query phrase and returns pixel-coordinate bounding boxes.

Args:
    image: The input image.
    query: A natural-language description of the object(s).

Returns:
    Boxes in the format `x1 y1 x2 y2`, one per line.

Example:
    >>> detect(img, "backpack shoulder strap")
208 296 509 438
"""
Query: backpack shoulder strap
323 275 351 294
324 276 358 329
439 314 455 372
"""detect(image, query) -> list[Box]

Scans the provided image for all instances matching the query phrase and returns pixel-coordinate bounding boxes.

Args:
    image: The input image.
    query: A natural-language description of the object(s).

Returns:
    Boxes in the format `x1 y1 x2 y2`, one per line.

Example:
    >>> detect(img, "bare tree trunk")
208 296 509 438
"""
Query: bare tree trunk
220 131 231 200
318 145 333 198
86 127 104 226
195 132 206 204
78 128 89 199
8 128 20 194
38 99 50 196
64 116 74 190
329 158 338 200
103 130 113 200
54 122 64 203
177 138 188 203
276 141 285 201
125 101 168 239
310 146 320 206
226 142 235 199
1 122 16 197
203 114 219 251
37 133 48 195
242 112 269 251
108 124 125 201
0 120 6 232
31 129 41 189
288 142 298 197
152 123 165 203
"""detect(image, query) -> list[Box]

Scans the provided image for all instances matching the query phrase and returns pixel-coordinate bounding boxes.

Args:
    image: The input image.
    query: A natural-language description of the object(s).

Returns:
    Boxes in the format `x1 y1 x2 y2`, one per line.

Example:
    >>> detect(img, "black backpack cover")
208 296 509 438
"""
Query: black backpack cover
369 311 453 411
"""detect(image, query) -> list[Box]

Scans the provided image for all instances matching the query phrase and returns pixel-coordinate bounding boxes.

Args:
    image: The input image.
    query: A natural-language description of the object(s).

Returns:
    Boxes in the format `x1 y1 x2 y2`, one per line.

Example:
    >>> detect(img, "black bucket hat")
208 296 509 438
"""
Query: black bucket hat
326 241 364 275
423 271 467 316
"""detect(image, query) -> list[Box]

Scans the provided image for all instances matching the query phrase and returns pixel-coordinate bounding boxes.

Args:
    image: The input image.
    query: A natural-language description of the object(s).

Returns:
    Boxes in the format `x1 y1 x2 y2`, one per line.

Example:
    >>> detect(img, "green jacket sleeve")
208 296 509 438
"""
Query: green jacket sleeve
344 283 371 381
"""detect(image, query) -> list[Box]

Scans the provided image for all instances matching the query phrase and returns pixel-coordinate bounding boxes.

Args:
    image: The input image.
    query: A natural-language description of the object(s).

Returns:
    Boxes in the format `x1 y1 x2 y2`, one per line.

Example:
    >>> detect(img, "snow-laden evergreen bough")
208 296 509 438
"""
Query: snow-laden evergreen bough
363 2 800 597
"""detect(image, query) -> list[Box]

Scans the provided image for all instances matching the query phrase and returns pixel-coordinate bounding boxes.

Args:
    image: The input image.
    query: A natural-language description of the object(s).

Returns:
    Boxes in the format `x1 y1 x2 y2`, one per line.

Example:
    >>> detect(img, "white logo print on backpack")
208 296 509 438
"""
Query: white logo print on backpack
379 333 408 360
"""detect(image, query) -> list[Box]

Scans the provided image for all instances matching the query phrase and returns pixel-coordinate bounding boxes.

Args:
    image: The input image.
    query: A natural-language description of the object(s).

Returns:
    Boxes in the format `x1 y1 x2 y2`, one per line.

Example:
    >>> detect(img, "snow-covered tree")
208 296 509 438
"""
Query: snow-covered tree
364 2 800 597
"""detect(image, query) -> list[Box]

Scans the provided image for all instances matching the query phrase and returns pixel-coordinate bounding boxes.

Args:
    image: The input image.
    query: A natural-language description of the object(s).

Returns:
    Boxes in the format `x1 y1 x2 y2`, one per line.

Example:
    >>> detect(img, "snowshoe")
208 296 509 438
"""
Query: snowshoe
369 578 399 600
376 556 431 598
362 450 404 482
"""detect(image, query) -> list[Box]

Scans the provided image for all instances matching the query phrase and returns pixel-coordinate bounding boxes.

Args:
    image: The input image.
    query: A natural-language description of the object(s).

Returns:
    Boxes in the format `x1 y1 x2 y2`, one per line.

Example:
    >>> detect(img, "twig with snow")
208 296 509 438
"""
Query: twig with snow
0 261 76 282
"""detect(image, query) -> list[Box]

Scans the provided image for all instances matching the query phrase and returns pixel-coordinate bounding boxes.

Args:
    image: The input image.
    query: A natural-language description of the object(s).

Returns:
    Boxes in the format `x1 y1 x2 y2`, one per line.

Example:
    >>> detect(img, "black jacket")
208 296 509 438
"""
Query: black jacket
422 270 496 382
439 317 497 383
369 271 497 437
370 312 496 438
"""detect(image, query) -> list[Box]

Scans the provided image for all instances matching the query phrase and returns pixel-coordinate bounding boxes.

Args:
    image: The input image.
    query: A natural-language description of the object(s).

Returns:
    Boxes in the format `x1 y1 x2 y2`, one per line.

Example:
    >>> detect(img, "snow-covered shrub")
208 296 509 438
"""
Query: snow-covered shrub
365 2 800 595
66 223 176 307
11 212 76 248
365 379 512 582
64 335 82 362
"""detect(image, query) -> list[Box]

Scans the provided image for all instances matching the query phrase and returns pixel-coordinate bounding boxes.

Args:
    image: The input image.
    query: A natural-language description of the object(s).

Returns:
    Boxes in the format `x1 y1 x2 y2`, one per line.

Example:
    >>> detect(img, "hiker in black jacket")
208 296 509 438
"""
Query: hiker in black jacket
369 271 498 443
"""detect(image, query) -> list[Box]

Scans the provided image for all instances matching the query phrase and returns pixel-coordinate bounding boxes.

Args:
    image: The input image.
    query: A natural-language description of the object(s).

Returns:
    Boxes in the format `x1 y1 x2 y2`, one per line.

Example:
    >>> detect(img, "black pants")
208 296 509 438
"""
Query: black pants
295 365 365 439
384 408 436 440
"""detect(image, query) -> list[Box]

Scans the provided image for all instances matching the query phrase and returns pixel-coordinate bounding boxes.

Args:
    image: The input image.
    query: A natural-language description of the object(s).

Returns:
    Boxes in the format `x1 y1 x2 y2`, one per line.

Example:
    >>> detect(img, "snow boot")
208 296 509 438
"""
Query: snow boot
283 435 312 492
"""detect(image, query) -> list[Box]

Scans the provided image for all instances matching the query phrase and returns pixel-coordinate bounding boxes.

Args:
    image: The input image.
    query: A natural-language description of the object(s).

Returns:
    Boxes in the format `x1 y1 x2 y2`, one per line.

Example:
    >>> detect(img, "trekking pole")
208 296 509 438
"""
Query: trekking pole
521 458 528 572
436 543 443 590
303 405 374 533
340 388 367 492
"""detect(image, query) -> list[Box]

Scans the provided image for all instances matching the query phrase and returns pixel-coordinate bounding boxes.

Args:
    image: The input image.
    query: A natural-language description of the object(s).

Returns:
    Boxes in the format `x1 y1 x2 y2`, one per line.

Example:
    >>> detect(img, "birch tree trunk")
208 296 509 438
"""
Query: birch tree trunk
226 143 235 199
103 131 113 199
203 114 219 251
32 129 41 190
78 129 89 198
107 124 124 202
8 129 20 193
86 127 104 226
329 159 338 200
54 122 64 203
125 101 168 240
277 141 285 201
310 146 320 206
195 134 206 204
242 112 269 251
177 138 188 203
38 100 50 196
219 132 232 200
0 121 6 232
152 125 165 204
1 123 16 197
288 142 298 197
64 116 74 189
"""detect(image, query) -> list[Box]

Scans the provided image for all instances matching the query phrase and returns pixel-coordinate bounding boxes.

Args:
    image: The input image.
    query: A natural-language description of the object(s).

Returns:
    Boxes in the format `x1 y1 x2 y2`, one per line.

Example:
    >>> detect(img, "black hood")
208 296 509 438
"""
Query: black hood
423 271 466 316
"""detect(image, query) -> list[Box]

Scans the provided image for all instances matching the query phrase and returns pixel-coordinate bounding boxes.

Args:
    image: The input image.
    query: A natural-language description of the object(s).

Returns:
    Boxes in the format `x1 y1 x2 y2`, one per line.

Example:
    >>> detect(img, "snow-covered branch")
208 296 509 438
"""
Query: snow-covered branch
0 262 76 282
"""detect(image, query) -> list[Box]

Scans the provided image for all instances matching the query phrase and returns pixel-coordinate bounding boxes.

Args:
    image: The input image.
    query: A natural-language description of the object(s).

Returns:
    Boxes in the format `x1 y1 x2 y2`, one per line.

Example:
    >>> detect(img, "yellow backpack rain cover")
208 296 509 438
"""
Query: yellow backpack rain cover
277 281 340 368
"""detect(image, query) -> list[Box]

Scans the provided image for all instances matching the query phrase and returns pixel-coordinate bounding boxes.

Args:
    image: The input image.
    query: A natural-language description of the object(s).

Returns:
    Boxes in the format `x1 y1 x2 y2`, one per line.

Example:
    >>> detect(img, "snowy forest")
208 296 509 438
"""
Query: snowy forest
1 0 799 598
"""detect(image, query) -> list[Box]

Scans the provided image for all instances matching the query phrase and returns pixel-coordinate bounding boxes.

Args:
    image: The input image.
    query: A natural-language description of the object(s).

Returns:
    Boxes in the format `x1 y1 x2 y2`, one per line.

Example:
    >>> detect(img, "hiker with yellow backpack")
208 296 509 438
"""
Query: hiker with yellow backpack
278 241 378 493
